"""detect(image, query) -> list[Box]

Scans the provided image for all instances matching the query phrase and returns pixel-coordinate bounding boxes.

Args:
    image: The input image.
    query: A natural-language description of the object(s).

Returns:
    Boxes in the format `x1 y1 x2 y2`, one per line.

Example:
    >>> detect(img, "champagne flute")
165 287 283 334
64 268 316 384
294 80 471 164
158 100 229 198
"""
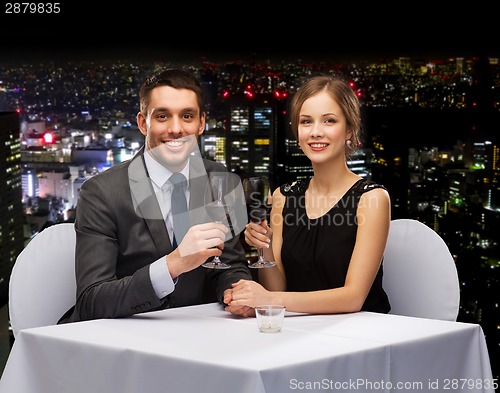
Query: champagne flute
243 176 276 268
202 174 233 269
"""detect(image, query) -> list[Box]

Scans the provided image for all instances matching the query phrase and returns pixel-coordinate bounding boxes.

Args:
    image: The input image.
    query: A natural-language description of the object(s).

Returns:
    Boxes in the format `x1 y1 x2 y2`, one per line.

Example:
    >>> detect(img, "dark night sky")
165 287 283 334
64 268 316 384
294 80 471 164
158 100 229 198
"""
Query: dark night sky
2 4 498 64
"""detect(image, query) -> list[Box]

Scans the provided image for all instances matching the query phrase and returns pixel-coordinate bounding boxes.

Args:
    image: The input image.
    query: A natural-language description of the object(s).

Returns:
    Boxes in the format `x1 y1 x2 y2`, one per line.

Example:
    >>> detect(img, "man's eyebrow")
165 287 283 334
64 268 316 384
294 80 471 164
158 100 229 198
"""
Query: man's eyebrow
181 107 198 113
150 107 198 114
150 107 168 114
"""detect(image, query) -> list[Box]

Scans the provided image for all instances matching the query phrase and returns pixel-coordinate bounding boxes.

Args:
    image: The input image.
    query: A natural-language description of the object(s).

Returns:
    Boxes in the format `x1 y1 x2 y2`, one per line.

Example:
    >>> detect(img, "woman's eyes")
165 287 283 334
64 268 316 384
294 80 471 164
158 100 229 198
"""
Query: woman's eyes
299 118 336 125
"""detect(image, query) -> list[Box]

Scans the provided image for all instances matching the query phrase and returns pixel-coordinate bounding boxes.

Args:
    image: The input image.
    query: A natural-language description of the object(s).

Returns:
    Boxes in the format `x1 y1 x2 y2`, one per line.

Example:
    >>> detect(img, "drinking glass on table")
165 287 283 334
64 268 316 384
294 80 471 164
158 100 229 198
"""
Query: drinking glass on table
243 176 276 268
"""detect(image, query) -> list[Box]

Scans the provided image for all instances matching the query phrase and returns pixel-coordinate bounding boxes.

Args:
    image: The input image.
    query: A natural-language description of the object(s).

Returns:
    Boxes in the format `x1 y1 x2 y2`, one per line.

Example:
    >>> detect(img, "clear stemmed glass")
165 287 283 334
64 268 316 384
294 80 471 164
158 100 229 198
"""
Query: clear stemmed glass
243 176 276 268
202 174 233 269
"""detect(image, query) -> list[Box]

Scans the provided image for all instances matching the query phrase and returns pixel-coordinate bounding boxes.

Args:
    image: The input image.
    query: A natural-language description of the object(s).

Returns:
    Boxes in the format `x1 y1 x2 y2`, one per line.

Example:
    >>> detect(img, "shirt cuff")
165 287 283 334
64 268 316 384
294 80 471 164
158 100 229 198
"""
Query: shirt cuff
150 256 177 299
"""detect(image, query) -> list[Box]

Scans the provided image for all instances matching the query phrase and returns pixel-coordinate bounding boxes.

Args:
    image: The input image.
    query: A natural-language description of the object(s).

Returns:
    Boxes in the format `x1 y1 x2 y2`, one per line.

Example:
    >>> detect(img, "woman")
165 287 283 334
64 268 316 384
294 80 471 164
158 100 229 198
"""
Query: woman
226 75 391 315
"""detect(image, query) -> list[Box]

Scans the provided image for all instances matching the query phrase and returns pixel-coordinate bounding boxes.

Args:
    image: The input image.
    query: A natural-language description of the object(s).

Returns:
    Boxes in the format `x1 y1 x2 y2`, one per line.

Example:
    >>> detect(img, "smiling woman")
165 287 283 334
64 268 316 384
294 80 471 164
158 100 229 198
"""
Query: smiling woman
227 75 392 316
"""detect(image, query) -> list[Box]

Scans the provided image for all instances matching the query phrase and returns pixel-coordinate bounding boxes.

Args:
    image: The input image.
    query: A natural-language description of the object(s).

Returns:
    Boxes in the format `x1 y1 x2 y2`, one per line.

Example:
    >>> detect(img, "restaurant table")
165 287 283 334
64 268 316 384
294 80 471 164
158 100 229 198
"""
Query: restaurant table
0 302 495 393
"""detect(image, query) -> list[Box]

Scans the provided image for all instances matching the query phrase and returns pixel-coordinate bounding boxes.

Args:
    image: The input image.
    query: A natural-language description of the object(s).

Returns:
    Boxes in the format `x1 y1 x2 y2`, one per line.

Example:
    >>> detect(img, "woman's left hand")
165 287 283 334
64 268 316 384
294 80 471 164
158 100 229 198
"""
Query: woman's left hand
225 279 274 309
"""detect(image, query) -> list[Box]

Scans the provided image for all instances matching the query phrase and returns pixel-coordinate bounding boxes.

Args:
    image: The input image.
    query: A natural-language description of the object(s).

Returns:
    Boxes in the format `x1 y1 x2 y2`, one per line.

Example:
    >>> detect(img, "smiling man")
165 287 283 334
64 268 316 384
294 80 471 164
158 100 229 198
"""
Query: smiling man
59 69 253 324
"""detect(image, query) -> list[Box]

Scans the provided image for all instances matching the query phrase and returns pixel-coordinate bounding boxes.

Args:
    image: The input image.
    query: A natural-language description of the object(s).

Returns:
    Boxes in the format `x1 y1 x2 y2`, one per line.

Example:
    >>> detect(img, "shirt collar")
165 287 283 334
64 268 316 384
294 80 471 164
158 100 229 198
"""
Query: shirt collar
144 151 190 189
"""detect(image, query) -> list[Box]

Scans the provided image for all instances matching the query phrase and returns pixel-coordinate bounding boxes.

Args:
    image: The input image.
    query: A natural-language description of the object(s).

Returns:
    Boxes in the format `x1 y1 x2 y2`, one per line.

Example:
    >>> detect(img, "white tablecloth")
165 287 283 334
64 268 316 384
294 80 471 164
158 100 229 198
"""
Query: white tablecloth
0 303 495 393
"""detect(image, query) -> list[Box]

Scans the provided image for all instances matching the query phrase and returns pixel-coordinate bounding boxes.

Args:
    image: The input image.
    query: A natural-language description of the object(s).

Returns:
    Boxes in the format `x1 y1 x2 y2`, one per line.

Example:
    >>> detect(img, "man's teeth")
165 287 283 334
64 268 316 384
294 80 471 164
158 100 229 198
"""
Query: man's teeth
165 140 183 147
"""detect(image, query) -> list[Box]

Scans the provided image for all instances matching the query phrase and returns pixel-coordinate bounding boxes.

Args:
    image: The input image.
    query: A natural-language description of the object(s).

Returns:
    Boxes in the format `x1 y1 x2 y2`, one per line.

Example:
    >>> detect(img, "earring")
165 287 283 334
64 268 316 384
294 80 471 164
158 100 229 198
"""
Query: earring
346 140 352 147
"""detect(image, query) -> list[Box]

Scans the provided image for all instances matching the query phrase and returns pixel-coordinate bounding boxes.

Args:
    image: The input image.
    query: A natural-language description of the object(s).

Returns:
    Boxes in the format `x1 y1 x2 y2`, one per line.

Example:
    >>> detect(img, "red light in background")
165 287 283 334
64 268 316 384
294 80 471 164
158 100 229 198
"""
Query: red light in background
274 91 288 99
43 132 55 144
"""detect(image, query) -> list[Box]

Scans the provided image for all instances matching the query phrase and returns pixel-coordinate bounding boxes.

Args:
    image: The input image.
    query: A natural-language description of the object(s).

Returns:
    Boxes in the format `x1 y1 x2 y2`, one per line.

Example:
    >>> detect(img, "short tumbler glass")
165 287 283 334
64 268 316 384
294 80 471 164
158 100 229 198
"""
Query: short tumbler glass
255 305 286 333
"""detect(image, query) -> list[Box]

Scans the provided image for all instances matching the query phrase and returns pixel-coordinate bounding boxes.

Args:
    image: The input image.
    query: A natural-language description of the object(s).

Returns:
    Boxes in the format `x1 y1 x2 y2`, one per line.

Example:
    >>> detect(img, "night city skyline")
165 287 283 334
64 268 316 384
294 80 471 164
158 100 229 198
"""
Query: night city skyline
1 13 499 385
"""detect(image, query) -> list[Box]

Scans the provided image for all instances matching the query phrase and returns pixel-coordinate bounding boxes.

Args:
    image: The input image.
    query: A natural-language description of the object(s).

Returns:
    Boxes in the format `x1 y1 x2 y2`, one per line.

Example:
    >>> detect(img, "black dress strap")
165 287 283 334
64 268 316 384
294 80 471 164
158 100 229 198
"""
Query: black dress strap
281 178 386 197
351 178 387 194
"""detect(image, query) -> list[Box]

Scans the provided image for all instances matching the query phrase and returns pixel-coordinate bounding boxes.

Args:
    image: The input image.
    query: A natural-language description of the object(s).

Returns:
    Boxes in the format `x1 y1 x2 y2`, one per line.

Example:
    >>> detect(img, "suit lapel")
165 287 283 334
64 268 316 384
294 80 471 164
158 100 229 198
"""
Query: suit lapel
128 150 172 255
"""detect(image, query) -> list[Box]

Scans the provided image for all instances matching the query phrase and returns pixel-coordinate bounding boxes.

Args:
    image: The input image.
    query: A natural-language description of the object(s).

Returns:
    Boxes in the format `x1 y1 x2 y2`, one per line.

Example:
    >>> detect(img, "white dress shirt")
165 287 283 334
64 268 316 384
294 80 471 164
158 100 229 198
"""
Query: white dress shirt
143 151 190 299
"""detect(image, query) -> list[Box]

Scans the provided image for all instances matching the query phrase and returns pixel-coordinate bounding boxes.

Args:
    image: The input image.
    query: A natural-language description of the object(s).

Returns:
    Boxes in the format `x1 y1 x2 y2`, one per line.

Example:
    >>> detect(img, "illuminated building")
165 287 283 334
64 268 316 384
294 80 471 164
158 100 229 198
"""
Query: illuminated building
0 112 24 306
219 92 287 182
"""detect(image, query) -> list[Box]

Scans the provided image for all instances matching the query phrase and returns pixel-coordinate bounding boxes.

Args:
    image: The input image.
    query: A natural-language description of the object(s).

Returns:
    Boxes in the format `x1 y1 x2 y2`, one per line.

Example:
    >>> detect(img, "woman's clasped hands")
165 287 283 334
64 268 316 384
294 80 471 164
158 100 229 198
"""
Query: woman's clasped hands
223 279 275 317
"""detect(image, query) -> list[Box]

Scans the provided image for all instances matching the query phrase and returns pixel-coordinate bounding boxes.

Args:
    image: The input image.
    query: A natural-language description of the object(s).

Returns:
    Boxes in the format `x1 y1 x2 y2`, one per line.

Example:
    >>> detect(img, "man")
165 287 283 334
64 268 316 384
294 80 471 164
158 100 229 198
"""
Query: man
59 69 253 323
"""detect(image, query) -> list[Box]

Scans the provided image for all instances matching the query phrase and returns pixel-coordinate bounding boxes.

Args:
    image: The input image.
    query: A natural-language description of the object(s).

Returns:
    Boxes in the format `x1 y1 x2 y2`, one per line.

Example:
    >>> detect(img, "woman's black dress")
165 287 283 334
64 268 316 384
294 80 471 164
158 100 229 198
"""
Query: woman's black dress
279 178 391 313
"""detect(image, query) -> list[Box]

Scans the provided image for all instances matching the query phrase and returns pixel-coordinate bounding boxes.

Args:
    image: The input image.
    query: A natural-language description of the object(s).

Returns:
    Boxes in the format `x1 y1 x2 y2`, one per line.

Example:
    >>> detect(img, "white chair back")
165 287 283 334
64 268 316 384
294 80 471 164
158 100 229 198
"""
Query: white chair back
382 219 460 321
9 223 76 338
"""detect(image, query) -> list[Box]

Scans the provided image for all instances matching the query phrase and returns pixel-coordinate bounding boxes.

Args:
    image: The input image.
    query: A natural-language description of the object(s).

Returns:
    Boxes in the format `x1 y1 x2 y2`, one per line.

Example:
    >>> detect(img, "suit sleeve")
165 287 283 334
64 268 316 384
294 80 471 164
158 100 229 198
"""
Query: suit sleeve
60 174 164 323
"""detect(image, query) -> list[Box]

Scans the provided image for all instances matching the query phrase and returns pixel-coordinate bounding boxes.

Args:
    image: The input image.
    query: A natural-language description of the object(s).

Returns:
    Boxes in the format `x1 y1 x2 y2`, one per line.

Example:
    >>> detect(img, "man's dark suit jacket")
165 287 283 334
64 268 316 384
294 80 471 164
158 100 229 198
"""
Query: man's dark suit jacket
59 148 252 323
